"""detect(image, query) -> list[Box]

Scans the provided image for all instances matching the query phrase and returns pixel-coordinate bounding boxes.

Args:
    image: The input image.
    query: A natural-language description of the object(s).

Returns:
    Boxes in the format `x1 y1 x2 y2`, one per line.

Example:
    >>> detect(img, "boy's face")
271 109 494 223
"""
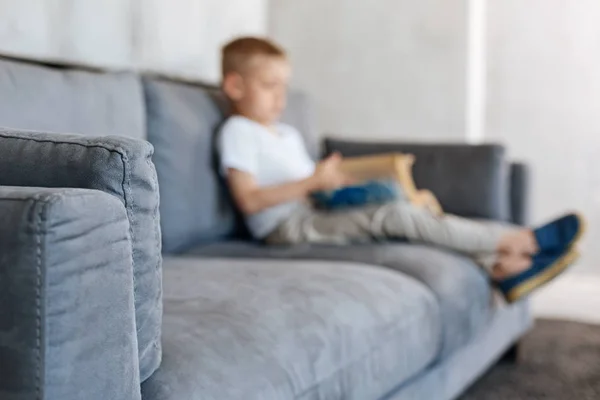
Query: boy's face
224 55 291 126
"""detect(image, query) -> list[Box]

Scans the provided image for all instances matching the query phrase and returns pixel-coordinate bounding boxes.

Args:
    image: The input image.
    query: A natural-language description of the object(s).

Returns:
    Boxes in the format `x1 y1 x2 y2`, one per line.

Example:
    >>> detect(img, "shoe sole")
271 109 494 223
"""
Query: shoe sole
504 247 580 303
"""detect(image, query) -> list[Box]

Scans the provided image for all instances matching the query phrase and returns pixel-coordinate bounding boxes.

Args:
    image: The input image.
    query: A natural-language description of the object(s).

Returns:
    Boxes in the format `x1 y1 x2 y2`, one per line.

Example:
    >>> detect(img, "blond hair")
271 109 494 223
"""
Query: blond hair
221 37 286 77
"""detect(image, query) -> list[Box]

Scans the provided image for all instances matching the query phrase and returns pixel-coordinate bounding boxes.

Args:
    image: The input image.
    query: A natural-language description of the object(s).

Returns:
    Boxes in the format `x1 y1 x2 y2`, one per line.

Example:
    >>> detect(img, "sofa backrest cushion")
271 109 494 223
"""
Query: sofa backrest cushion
143 78 238 253
143 77 319 253
324 139 510 221
0 57 145 139
280 90 320 159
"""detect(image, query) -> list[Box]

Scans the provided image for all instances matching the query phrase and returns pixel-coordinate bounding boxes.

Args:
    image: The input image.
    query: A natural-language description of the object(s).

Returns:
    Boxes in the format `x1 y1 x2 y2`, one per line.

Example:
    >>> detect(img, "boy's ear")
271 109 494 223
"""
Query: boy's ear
222 72 244 101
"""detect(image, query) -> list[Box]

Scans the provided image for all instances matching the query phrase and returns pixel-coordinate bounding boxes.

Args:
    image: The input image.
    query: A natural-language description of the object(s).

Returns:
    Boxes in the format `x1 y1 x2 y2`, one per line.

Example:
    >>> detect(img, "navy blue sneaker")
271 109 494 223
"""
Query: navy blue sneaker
495 247 580 303
533 212 586 253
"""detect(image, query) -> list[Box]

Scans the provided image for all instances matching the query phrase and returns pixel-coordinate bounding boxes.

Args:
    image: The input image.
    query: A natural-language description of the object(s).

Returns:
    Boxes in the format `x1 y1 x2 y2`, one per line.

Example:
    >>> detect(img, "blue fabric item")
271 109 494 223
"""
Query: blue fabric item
533 212 584 252
143 257 442 400
189 241 493 359
0 128 162 383
383 301 531 400
0 57 145 139
311 180 403 210
495 247 580 303
0 187 141 400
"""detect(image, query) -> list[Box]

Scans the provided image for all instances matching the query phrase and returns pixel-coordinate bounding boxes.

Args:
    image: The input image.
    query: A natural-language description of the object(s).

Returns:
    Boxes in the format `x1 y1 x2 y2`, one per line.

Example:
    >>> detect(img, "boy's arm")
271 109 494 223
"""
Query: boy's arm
227 152 349 215
226 169 318 215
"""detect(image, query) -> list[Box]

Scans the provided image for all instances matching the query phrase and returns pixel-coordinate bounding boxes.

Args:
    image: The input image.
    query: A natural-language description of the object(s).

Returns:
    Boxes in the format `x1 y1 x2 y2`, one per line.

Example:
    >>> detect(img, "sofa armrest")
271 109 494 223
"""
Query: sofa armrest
0 186 141 400
0 128 162 382
510 162 529 225
324 138 510 221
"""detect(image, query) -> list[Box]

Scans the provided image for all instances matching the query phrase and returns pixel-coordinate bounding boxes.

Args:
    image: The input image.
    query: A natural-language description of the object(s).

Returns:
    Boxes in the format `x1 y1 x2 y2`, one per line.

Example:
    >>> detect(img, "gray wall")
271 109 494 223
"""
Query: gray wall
269 0 468 141
487 0 600 273
0 0 133 68
135 0 267 82
0 0 266 81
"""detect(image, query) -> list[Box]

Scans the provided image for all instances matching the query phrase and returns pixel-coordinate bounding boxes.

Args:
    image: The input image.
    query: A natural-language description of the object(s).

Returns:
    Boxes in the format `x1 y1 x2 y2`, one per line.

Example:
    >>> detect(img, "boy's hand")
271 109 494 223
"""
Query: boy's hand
312 152 353 191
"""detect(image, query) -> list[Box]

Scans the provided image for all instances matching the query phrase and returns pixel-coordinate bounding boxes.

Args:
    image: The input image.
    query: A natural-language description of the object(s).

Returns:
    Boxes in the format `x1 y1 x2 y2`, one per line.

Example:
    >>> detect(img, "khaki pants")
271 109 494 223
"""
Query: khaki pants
266 202 517 273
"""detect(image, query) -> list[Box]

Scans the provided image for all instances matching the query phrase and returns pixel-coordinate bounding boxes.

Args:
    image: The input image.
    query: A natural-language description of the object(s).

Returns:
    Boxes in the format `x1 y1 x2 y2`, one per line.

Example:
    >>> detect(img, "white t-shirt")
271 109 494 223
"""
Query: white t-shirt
218 115 316 238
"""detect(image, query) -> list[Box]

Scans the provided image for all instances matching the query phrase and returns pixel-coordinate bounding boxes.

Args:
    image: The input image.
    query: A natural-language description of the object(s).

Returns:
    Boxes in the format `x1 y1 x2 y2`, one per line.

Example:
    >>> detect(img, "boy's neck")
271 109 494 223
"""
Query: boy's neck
232 111 278 132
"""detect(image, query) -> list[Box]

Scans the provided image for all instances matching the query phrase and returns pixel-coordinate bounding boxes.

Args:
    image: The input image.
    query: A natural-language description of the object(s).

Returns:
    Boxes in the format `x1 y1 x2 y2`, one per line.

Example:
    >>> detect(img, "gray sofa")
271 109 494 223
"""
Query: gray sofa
0 56 532 400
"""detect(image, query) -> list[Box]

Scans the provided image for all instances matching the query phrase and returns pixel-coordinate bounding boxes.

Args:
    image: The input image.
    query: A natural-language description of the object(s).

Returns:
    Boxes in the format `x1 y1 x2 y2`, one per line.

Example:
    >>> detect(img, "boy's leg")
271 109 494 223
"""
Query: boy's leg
266 203 385 245
267 202 528 265
267 202 583 303
371 202 532 272
373 202 520 255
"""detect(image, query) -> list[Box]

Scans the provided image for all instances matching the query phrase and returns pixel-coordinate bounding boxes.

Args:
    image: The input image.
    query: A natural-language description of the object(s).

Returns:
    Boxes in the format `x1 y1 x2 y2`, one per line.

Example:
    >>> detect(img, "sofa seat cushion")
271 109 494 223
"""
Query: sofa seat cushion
142 257 441 400
189 241 494 358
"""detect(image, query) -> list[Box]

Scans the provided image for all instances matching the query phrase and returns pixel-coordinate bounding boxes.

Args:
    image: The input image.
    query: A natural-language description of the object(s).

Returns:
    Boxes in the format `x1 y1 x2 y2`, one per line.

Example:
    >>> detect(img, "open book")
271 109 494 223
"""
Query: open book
338 153 444 215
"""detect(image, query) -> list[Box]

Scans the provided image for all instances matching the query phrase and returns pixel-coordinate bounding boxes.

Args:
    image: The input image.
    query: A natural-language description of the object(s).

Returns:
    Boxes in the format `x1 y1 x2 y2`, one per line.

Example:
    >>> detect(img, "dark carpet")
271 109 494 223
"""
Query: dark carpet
460 319 600 400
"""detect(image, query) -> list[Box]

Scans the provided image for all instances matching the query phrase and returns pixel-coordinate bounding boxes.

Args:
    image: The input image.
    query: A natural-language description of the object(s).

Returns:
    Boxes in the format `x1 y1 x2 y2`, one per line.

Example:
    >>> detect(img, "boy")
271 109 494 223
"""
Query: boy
217 36 584 303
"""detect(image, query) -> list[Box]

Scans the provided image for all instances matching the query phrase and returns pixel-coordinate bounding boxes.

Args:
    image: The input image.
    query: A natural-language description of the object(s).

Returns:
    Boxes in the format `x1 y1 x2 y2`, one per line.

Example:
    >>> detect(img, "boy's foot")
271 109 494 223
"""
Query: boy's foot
497 212 585 257
533 212 586 253
491 254 532 281
494 246 580 303
497 230 538 255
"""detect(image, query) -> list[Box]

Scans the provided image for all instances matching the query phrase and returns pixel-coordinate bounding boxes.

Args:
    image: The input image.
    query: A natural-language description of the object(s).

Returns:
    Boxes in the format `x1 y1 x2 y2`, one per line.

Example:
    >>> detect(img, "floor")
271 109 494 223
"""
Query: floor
530 271 600 325
460 318 600 400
